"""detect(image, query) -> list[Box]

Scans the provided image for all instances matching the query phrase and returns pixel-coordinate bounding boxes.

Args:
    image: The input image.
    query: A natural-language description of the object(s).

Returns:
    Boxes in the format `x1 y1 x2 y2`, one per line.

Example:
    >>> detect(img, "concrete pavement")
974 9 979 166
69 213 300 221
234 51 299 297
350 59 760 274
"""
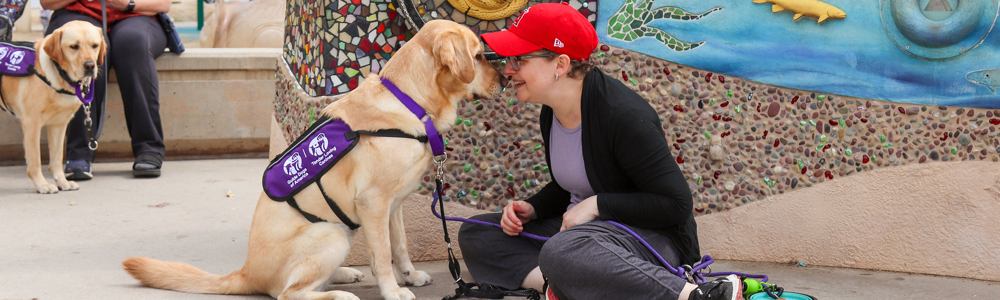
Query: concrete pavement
2 158 999 299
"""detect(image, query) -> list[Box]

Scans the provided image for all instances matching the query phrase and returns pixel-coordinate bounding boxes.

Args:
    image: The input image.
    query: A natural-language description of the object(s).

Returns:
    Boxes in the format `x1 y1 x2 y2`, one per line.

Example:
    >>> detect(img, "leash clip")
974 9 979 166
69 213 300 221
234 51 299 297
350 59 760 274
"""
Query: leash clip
83 103 98 150
433 153 447 180
681 265 696 284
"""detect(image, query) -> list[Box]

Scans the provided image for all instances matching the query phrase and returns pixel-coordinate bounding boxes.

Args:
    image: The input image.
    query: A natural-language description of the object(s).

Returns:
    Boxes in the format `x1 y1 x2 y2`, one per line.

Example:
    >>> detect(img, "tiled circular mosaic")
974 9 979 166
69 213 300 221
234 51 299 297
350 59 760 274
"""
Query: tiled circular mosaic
276 43 1000 214
283 0 597 98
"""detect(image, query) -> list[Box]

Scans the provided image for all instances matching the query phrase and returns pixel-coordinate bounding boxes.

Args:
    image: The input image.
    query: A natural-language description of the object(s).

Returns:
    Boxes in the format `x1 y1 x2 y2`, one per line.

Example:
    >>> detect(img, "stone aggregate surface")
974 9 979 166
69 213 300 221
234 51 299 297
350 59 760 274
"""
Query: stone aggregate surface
276 45 1000 214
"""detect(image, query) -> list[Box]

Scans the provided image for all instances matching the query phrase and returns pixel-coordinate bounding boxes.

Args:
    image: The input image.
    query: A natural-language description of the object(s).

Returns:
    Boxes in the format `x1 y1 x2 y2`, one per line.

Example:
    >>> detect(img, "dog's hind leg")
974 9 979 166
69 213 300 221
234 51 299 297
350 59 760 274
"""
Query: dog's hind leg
20 118 58 193
46 120 78 191
357 196 416 300
277 224 359 300
389 208 431 286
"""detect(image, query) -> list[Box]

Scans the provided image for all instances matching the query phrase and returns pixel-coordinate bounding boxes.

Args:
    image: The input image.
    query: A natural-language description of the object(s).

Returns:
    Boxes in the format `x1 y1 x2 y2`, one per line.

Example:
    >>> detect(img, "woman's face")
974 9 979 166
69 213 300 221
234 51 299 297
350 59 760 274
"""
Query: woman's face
503 51 559 104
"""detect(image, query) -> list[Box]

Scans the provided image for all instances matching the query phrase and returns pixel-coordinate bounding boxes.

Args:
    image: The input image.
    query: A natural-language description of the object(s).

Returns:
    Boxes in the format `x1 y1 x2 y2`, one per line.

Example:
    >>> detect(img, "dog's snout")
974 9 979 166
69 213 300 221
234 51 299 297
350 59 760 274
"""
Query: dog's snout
84 61 96 70
499 74 509 87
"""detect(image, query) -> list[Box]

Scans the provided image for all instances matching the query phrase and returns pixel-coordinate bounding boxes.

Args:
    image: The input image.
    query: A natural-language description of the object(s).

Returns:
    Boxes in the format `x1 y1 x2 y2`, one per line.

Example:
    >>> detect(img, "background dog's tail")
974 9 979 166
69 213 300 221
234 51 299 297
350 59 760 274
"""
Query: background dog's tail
122 257 255 295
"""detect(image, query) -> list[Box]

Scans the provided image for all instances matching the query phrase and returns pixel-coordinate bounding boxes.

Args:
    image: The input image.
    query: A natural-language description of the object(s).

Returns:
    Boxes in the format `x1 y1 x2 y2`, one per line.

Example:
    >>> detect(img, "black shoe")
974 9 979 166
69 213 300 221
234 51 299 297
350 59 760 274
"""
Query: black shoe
132 152 163 178
689 274 742 300
65 159 93 181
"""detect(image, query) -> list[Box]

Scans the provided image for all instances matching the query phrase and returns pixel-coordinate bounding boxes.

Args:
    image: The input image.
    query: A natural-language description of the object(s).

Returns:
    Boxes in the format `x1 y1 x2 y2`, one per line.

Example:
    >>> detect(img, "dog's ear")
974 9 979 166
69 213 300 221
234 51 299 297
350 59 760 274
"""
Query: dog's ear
433 31 476 84
43 30 64 66
97 34 107 65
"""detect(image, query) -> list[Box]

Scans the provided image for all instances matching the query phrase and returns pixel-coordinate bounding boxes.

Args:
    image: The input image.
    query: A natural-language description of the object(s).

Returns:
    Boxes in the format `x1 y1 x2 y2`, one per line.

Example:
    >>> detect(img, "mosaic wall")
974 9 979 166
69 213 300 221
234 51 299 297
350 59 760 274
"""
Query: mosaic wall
283 0 597 97
596 0 1000 108
277 0 1000 214
276 43 1000 215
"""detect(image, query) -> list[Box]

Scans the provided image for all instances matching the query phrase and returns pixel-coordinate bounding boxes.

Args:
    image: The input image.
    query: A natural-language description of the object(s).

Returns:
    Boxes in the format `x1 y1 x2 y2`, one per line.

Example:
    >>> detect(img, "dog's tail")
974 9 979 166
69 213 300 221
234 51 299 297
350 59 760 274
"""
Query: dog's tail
122 257 255 295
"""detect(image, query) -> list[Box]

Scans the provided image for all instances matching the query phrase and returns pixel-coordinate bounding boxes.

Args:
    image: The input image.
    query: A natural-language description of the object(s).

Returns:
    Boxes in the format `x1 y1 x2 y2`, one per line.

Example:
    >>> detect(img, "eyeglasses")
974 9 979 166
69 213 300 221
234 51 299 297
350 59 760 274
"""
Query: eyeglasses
503 54 559 71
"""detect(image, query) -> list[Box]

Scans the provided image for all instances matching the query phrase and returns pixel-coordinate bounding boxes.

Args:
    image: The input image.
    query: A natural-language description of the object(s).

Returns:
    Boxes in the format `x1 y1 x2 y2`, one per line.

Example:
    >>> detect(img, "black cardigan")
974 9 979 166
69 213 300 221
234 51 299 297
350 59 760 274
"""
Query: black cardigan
524 68 700 265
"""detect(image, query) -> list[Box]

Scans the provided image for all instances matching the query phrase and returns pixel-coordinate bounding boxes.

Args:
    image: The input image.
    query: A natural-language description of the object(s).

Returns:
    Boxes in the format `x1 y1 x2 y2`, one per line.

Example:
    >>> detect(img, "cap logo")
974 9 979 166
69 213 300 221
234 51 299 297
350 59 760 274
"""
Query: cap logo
512 7 530 27
553 38 565 48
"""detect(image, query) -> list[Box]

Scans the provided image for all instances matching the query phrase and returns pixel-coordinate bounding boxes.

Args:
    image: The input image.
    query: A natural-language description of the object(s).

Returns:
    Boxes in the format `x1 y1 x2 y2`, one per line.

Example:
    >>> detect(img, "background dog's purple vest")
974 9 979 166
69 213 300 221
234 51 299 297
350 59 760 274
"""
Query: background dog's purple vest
263 117 359 200
0 41 35 76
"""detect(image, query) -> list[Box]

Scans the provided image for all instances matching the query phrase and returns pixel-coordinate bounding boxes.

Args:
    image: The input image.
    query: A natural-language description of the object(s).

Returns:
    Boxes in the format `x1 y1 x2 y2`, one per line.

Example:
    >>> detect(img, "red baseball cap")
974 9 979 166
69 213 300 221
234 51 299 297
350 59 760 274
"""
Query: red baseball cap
481 2 598 61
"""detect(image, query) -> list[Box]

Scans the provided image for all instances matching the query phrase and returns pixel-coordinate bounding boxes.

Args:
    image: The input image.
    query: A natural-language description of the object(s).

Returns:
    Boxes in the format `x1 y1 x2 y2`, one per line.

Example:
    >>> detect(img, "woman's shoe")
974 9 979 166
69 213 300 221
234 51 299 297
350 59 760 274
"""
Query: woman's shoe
65 159 93 181
688 274 742 300
132 152 163 178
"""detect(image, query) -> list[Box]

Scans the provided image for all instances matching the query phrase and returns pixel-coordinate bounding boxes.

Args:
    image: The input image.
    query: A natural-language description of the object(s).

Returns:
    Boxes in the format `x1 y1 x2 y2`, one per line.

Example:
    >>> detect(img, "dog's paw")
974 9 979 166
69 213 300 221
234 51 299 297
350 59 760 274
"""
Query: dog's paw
57 180 79 191
381 287 415 300
36 183 59 194
324 290 360 300
329 267 364 284
401 270 431 287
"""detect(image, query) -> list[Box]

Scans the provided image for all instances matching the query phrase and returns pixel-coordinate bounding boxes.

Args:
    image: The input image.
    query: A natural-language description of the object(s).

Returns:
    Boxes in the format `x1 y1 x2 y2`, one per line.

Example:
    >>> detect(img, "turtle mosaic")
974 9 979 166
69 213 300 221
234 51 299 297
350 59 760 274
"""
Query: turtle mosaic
606 0 723 51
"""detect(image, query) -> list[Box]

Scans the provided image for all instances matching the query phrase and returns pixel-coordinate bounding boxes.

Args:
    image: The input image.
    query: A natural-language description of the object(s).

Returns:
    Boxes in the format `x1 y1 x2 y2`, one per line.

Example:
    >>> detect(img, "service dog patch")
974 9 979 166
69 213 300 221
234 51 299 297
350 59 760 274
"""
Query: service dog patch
263 117 359 201
0 41 34 76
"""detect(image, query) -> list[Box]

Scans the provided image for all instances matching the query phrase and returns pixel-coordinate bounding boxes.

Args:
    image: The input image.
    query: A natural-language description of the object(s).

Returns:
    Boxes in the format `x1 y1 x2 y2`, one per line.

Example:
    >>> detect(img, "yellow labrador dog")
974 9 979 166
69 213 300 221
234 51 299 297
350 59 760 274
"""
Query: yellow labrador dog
0 21 105 193
123 20 502 300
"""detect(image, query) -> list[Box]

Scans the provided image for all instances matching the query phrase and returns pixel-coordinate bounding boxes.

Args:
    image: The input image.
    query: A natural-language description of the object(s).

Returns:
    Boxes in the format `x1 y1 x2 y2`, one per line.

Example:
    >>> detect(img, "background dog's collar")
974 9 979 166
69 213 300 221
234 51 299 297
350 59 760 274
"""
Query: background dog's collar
380 77 445 156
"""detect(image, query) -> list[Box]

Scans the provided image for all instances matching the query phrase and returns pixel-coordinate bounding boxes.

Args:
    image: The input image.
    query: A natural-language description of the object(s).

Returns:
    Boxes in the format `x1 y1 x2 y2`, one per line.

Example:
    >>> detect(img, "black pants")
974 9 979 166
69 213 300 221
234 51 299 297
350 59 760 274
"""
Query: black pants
459 214 688 300
47 10 167 161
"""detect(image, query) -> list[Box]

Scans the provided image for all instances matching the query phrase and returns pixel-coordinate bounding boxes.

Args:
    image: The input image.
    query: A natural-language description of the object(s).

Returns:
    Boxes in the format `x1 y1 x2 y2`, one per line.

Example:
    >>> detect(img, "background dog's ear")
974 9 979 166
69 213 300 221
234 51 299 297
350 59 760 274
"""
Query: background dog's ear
433 32 476 84
43 30 64 66
97 35 107 65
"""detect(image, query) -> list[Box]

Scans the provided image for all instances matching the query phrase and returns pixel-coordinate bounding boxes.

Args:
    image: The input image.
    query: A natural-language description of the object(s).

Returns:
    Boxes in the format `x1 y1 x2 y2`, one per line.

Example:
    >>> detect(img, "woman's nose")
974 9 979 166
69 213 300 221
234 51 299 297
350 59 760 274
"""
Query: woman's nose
502 62 517 75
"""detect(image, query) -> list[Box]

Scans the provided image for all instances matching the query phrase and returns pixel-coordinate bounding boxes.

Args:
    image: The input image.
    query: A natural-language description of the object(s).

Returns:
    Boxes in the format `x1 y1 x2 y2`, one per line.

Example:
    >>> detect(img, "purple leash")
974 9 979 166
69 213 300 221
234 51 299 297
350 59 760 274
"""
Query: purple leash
430 190 551 241
604 220 769 284
429 193 768 284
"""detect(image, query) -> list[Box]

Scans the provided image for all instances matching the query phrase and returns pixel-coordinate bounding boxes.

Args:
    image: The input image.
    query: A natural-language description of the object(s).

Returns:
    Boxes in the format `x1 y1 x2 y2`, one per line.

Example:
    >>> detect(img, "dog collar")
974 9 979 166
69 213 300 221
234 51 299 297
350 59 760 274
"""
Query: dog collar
73 79 95 104
380 77 445 156
28 66 94 104
49 59 95 105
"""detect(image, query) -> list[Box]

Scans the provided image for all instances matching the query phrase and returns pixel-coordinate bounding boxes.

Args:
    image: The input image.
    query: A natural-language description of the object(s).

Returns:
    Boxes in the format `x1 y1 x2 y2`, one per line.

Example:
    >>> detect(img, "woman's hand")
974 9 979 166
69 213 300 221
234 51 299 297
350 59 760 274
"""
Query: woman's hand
501 200 537 236
560 196 599 231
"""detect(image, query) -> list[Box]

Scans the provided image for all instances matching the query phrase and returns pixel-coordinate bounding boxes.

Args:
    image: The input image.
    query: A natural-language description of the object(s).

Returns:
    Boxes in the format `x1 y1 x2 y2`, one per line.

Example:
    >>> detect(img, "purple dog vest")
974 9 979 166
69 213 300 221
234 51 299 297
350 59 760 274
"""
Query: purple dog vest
263 117 358 200
262 78 445 228
0 41 34 76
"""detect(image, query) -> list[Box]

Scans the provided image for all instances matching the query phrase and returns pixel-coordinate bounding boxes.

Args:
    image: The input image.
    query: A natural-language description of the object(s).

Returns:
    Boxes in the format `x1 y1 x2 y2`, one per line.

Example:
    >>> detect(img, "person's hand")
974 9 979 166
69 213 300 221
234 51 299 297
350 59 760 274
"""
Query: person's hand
560 196 599 231
501 200 536 236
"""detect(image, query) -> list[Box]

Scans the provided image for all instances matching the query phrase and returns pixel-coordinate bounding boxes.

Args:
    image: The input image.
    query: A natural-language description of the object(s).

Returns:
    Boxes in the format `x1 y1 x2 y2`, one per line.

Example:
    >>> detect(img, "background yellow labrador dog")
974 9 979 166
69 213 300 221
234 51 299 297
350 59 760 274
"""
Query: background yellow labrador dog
122 20 502 300
0 20 105 194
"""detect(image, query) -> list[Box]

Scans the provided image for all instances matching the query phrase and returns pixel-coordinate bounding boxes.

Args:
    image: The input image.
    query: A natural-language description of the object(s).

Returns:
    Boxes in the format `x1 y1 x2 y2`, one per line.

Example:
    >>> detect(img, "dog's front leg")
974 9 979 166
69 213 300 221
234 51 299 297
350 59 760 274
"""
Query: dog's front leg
389 208 431 286
47 121 78 191
20 118 58 193
359 199 415 300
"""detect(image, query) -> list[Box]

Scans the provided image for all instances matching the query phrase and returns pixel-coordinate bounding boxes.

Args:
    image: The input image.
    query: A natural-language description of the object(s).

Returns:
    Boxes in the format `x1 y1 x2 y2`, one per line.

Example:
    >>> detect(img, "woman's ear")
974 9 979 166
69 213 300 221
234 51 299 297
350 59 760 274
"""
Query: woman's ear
556 54 572 78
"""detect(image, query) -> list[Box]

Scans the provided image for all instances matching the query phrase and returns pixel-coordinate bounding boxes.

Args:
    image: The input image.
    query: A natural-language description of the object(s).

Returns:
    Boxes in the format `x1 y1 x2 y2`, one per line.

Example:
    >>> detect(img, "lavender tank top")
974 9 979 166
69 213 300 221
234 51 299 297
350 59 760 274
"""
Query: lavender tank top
549 116 595 211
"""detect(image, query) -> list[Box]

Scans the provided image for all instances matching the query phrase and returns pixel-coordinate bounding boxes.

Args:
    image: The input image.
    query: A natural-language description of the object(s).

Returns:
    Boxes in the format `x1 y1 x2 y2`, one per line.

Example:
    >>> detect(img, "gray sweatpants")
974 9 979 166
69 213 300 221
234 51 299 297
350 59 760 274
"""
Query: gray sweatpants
458 213 689 300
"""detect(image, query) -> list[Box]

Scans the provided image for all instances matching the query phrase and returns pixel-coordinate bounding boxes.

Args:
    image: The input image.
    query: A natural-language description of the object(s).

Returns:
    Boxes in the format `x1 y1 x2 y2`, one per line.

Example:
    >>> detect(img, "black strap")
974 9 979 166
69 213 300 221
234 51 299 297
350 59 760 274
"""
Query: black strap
53 60 81 86
345 129 428 143
285 197 327 223
28 65 76 96
436 178 540 300
317 180 361 230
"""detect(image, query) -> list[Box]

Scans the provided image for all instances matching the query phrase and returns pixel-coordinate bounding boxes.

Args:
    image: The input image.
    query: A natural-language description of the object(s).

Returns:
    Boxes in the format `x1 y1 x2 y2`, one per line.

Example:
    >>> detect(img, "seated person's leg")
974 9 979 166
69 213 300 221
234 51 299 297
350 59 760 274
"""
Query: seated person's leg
458 213 561 290
539 222 691 300
48 10 104 181
106 16 167 178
